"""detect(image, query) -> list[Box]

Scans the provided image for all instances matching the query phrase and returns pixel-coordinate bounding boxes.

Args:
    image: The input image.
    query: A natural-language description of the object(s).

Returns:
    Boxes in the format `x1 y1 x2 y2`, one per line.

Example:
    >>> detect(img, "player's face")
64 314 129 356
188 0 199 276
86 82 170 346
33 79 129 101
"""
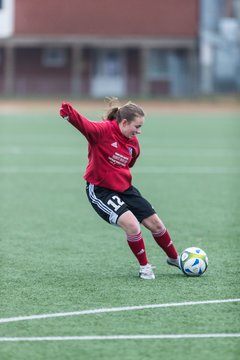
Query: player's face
120 116 144 139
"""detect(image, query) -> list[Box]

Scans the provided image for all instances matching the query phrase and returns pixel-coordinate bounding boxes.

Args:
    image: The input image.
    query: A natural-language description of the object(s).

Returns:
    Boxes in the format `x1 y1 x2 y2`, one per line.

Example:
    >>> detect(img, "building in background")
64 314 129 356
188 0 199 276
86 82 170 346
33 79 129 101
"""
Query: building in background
0 0 239 97
200 0 240 94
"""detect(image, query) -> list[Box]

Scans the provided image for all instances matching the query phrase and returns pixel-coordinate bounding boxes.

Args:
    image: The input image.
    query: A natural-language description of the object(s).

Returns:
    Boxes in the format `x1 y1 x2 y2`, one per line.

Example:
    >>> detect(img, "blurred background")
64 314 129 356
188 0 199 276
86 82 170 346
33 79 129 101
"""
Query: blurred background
0 0 239 99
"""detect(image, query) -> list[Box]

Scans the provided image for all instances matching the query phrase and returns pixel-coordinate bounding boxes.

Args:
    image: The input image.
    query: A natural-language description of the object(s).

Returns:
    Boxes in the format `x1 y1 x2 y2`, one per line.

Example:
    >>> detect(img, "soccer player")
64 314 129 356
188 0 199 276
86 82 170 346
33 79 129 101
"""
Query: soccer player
59 98 180 279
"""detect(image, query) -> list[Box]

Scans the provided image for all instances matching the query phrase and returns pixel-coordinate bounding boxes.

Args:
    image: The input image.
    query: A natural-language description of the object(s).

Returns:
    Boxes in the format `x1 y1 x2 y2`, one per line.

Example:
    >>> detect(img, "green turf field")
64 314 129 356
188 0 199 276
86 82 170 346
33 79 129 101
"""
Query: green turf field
0 101 240 359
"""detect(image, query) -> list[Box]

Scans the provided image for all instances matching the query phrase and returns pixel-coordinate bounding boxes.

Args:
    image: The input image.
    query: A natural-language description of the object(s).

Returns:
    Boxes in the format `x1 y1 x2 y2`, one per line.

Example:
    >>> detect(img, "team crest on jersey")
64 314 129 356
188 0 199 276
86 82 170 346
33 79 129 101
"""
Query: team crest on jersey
129 147 133 155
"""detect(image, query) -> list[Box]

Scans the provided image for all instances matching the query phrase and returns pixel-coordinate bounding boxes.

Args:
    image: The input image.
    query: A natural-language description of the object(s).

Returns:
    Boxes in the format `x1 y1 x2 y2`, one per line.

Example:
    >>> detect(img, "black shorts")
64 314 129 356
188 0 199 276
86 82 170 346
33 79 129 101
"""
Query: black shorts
86 182 156 225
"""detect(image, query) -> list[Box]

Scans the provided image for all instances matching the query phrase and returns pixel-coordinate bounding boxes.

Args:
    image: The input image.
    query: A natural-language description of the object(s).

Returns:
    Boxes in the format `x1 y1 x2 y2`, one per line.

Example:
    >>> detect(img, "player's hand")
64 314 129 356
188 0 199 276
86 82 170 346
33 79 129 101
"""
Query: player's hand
60 102 71 120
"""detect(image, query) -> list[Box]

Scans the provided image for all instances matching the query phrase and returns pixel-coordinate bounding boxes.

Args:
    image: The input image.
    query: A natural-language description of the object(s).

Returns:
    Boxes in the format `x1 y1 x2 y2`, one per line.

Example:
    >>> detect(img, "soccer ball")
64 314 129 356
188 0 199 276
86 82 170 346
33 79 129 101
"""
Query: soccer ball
180 247 208 276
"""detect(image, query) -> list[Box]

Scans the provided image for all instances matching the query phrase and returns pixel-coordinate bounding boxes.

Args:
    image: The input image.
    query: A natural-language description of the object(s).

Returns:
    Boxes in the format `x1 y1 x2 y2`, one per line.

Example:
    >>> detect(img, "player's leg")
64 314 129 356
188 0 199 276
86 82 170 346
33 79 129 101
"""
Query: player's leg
119 185 179 269
117 211 155 279
142 213 180 268
117 211 147 265
86 183 154 279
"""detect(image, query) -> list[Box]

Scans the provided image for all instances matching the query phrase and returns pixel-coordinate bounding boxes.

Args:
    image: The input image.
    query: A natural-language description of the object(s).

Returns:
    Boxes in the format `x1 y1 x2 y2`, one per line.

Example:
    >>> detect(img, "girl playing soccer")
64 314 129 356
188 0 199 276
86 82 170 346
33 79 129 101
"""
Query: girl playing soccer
60 98 180 279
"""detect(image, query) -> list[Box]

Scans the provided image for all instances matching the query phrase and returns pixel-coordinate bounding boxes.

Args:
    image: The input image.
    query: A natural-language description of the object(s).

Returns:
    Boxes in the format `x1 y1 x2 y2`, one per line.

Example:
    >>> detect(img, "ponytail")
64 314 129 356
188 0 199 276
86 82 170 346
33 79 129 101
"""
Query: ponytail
103 97 121 121
106 106 119 120
103 97 144 123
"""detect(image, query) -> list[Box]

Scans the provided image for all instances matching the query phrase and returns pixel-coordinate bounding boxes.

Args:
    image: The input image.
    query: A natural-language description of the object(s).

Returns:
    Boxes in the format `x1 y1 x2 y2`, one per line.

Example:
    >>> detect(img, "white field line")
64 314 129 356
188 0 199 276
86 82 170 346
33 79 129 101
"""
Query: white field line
0 334 239 342
134 167 240 175
1 147 240 157
0 299 239 325
0 166 240 174
0 166 84 174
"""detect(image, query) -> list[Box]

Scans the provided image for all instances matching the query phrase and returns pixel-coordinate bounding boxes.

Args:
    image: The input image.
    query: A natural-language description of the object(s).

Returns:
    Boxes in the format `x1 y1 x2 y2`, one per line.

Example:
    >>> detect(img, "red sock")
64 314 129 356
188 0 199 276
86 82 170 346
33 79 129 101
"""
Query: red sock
152 228 178 259
127 232 148 266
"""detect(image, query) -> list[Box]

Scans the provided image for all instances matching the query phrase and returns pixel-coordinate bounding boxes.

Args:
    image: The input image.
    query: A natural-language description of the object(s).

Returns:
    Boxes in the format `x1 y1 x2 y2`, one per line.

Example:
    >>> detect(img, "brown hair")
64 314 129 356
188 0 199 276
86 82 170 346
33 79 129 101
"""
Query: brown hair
103 97 144 123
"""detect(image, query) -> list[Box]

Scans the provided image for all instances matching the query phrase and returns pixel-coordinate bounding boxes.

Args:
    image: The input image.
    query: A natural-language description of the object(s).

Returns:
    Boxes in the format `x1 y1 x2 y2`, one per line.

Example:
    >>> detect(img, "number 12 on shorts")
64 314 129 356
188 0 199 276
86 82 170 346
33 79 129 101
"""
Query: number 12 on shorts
107 196 124 212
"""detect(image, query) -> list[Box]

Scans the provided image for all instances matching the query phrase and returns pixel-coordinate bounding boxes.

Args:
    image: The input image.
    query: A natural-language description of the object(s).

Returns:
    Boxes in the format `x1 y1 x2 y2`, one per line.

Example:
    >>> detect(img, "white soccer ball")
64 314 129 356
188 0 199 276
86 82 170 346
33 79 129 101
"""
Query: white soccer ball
180 247 208 276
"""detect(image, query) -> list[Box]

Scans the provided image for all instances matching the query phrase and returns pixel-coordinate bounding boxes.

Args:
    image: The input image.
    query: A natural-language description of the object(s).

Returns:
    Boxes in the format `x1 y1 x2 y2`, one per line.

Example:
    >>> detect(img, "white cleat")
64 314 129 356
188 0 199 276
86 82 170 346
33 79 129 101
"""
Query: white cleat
139 264 155 280
167 256 181 269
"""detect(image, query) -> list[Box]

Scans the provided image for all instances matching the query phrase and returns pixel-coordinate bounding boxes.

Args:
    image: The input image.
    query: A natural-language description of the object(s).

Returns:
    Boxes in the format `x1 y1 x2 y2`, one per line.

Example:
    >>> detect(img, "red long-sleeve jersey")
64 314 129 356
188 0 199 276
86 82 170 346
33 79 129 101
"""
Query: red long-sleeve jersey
61 103 140 192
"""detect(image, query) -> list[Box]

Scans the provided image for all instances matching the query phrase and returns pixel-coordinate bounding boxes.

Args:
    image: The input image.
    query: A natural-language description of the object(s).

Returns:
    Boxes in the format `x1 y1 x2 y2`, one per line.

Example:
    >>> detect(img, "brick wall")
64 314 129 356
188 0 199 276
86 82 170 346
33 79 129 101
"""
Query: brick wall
14 0 198 37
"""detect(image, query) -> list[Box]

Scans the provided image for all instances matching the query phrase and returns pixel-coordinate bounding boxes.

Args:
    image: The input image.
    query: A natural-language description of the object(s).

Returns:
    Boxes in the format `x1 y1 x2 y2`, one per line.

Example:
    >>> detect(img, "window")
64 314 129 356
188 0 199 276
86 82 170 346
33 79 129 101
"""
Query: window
147 49 169 80
93 49 123 77
42 48 67 67
0 0 14 37
103 51 121 76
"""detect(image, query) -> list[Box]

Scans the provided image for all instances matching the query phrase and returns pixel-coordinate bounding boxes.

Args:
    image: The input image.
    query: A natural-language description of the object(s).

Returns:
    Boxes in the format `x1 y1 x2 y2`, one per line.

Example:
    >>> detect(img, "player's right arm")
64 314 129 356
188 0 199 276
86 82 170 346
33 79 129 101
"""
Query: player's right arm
60 102 106 143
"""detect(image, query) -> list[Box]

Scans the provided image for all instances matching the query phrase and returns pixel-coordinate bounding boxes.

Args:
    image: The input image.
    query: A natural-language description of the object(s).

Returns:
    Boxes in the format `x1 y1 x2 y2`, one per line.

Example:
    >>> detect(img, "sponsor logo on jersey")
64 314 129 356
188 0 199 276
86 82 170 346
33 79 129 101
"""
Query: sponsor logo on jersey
108 152 129 167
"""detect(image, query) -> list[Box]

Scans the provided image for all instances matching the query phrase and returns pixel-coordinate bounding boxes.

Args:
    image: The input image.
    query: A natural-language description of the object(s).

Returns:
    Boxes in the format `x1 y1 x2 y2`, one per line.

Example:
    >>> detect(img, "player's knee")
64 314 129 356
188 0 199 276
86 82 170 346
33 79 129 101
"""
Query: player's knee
126 220 140 235
142 214 165 233
118 211 140 235
153 219 165 233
